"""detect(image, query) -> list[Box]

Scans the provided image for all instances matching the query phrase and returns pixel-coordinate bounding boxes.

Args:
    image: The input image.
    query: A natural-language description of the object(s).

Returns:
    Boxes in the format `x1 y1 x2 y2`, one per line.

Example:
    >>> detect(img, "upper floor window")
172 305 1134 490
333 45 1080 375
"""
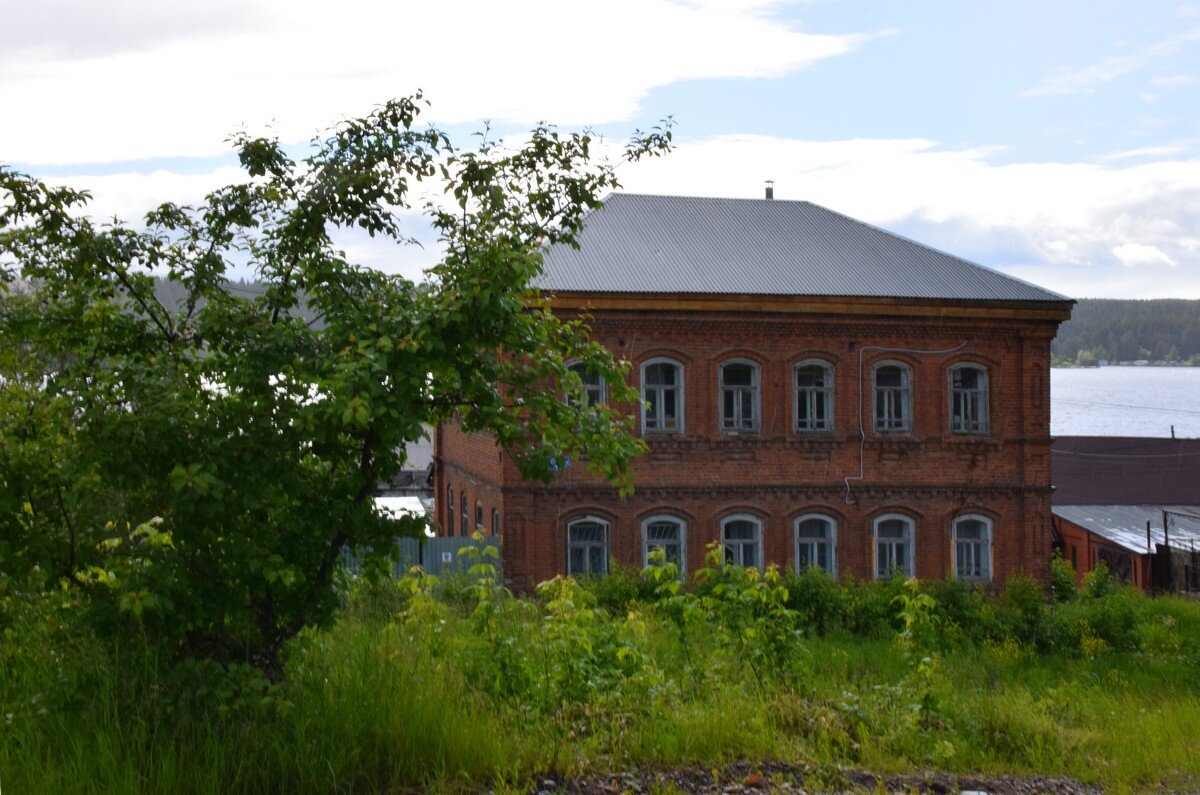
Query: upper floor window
475 501 484 532
566 360 606 407
873 514 915 578
795 514 836 575
719 360 760 432
795 360 834 432
460 492 469 538
950 364 989 434
642 358 684 433
567 517 609 577
492 508 501 536
953 515 993 581
642 515 686 572
721 515 762 570
873 363 912 433
446 486 455 535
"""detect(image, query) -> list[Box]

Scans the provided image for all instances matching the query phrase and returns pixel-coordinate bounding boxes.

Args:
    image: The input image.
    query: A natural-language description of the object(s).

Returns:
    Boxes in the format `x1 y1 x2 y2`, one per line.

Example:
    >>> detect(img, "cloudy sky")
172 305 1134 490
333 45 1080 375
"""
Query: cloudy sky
4 0 1199 298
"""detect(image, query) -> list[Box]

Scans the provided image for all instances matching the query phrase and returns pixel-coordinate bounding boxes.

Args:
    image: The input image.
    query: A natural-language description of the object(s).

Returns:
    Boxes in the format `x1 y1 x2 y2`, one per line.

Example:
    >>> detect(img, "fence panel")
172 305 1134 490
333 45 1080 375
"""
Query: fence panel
422 535 501 577
341 535 500 579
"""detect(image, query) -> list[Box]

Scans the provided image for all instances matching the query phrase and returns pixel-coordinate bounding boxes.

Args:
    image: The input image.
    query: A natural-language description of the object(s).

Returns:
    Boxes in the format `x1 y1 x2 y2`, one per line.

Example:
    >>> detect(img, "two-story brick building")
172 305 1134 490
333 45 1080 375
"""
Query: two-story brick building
435 193 1073 588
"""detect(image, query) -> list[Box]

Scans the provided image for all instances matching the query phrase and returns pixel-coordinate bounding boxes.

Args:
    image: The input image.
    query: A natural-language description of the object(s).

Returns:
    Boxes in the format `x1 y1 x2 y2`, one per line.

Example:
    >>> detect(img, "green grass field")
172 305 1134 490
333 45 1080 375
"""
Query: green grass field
3 552 1199 793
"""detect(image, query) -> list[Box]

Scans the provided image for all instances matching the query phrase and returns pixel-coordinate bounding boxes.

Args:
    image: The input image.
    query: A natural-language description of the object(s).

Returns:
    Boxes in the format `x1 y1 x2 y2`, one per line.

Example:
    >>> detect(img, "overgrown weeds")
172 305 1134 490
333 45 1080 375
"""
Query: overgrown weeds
4 552 1200 792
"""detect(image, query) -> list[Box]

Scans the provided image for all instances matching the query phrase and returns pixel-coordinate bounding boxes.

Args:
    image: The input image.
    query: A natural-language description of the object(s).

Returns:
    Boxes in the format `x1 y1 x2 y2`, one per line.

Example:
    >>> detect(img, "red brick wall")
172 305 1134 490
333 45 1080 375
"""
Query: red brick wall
437 307 1061 588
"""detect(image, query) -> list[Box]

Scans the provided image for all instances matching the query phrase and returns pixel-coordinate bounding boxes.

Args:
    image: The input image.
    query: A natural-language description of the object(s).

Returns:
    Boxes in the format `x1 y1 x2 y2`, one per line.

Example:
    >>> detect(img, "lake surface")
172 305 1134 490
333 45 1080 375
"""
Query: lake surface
1052 366 1200 438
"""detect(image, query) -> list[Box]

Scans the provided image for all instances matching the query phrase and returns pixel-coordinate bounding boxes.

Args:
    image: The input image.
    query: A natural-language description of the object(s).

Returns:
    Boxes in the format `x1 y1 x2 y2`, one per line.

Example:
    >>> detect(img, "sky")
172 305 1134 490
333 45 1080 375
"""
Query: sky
3 0 1199 299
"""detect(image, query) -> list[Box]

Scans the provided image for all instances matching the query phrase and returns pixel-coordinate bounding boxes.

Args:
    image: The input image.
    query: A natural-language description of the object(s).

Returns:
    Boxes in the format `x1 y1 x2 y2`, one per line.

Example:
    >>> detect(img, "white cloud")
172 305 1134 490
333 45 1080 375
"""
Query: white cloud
1020 28 1200 97
614 134 1200 296
0 0 867 165
1102 144 1190 160
1113 242 1176 267
38 132 1200 297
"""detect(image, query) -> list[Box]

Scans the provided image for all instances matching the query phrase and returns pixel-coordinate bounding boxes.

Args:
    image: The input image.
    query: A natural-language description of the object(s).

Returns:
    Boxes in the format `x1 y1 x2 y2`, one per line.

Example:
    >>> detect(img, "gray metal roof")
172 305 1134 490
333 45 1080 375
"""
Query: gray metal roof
1052 504 1200 554
538 193 1069 302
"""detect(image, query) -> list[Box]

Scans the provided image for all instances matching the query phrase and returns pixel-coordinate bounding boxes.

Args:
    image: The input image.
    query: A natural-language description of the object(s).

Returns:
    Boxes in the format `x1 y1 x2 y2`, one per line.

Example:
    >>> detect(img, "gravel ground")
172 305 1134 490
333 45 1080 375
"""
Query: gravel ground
528 761 1111 794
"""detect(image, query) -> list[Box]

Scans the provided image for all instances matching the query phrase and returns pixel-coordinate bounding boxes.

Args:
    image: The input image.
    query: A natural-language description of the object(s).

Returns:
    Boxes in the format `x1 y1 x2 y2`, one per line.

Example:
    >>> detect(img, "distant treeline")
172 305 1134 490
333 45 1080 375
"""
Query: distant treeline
1052 299 1200 366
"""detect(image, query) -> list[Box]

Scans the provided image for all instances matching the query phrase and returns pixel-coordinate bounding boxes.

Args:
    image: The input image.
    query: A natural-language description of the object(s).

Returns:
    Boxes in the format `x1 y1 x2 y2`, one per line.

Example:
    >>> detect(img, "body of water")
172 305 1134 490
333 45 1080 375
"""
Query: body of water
1052 366 1200 438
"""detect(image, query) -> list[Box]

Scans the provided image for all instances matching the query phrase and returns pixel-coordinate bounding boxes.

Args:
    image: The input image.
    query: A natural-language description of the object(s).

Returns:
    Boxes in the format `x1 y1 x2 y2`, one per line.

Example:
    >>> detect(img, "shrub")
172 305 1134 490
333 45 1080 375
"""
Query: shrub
1049 549 1079 603
783 567 847 636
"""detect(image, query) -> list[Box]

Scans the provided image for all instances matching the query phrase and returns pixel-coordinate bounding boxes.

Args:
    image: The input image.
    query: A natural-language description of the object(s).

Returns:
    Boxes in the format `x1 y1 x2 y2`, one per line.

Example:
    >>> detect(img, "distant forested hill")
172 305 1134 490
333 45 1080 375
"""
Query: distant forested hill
1051 299 1200 365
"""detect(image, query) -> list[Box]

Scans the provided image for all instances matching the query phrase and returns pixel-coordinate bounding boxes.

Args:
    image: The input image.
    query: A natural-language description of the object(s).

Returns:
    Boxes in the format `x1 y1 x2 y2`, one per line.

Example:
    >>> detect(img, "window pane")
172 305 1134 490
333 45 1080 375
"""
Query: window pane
876 366 902 387
877 518 908 539
954 367 981 390
570 522 604 543
796 364 827 388
588 545 605 575
797 518 830 539
956 519 985 540
722 363 754 387
568 547 586 575
647 521 680 543
724 520 756 541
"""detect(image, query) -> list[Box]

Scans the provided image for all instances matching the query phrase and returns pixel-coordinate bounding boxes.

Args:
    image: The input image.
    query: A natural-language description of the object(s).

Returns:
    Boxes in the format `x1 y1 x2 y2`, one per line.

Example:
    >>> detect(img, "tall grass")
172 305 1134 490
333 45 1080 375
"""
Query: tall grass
4 555 1200 792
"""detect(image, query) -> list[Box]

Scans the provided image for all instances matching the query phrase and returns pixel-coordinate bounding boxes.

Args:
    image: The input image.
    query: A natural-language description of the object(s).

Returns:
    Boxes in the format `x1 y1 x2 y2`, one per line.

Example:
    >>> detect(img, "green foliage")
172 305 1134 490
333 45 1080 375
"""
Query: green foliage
7 565 1200 792
0 97 672 671
1049 549 1079 603
1051 297 1200 363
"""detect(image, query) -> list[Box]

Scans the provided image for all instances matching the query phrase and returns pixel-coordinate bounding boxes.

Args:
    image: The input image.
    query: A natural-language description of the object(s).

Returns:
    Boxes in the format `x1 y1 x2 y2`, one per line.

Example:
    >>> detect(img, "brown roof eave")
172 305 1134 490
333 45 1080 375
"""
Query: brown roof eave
540 290 1075 322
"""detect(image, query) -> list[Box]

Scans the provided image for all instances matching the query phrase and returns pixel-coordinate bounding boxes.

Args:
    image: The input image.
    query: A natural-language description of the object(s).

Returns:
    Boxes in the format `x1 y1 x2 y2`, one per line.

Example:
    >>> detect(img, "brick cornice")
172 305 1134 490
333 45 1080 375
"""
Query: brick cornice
545 291 1074 323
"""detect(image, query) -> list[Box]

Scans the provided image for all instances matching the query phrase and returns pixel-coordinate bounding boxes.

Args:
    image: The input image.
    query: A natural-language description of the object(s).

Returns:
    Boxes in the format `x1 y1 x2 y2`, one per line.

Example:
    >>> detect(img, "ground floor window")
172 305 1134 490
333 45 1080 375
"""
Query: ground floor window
795 514 836 575
567 518 609 577
953 515 992 581
721 515 762 569
874 514 915 578
642 516 686 572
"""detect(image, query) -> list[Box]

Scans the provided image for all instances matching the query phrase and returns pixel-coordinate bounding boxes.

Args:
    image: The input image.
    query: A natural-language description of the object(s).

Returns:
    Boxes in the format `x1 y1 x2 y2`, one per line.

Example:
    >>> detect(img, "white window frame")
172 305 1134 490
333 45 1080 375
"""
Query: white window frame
641 515 687 573
565 359 607 407
873 513 915 579
953 514 993 582
872 361 913 433
794 359 834 433
566 517 610 577
491 508 501 536
641 357 685 434
718 359 760 433
794 513 837 576
949 363 990 434
720 514 763 570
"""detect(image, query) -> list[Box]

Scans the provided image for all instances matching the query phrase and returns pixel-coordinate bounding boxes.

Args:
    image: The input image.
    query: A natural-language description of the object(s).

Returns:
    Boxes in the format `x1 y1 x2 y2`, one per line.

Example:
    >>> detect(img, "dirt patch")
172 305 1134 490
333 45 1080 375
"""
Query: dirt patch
530 761 1106 794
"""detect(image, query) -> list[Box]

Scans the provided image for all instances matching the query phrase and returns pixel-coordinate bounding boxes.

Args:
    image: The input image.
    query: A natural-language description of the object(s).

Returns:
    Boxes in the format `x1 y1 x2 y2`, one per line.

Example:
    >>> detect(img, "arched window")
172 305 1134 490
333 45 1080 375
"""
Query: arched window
491 508 501 536
642 515 686 572
460 492 469 539
953 515 993 581
950 364 989 434
566 360 606 407
567 517 609 577
446 486 455 535
873 362 912 432
721 515 762 570
873 514 915 578
795 360 834 432
642 358 684 433
475 501 484 532
719 360 759 432
795 513 836 575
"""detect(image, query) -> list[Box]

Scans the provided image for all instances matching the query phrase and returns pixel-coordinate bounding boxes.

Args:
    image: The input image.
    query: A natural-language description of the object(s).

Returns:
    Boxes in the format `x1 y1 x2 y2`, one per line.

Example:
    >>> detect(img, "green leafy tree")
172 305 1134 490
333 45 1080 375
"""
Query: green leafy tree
0 94 671 672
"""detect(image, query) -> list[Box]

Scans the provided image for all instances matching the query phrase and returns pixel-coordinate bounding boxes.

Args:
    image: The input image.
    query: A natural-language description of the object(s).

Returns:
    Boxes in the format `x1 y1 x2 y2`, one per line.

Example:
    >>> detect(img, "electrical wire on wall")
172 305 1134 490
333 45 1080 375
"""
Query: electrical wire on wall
843 341 967 504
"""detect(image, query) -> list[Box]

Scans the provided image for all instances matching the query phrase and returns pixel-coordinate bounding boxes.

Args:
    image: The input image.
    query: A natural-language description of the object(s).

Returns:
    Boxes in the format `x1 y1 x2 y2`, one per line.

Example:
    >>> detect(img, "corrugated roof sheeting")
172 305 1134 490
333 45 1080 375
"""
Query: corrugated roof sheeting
1052 436 1200 505
1053 504 1200 554
538 194 1068 302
